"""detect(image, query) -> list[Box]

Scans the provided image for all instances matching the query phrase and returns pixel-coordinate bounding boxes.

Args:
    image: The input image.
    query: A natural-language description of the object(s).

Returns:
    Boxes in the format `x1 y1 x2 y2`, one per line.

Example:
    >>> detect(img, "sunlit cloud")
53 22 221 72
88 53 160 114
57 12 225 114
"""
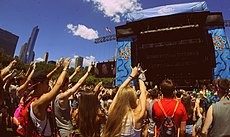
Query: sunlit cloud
67 24 99 40
84 0 142 22
36 57 44 62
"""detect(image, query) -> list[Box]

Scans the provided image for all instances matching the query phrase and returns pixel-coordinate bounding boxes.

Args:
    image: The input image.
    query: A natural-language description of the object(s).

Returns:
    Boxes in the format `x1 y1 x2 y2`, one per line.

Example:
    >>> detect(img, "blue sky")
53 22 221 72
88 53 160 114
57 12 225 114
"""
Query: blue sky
0 0 229 66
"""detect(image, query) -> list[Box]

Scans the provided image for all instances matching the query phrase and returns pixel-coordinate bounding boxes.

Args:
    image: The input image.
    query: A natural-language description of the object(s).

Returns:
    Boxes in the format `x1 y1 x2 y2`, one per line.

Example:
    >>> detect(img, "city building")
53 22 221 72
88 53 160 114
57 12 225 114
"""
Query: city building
75 56 83 68
26 26 39 64
44 52 49 63
19 43 28 62
0 28 19 57
18 26 39 64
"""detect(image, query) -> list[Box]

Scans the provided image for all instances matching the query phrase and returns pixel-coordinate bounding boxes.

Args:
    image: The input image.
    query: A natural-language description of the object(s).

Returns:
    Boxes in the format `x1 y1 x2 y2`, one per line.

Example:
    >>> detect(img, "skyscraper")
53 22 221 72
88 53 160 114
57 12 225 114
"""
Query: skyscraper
26 26 39 64
75 56 83 68
19 43 28 63
44 52 49 63
0 28 19 57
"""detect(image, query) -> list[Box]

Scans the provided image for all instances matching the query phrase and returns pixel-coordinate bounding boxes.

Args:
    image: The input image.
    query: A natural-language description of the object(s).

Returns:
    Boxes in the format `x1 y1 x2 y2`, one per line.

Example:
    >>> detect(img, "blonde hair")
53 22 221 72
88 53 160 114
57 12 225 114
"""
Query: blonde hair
102 87 137 137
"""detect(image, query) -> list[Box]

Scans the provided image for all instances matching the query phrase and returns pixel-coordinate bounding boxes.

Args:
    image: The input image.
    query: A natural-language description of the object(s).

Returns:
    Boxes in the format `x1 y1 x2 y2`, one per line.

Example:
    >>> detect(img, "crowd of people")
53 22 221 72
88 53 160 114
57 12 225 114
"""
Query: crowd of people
0 58 229 137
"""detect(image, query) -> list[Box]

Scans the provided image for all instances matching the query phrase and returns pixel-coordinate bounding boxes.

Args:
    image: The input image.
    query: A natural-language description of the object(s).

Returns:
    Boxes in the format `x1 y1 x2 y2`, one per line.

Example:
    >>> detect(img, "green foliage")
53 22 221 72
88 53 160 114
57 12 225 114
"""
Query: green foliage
36 61 56 75
71 66 114 87
0 49 14 68
0 50 114 86
0 49 27 72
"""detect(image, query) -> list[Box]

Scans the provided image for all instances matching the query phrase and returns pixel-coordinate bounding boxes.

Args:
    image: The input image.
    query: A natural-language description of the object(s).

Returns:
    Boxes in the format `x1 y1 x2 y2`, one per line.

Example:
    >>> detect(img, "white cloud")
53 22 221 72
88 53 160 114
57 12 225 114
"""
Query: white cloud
36 57 44 62
67 24 99 40
84 0 142 22
83 55 96 67
112 14 121 23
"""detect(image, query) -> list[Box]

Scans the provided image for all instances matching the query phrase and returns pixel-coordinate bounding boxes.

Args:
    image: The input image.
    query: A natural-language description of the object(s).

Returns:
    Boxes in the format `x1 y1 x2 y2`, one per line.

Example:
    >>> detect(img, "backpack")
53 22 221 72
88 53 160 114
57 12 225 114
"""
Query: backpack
16 97 47 137
158 100 179 137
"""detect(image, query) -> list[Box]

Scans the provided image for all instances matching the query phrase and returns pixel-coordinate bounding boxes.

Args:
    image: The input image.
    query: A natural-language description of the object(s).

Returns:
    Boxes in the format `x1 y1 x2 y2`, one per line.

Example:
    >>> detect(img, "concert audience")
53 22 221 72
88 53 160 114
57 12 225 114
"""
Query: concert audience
0 58 229 137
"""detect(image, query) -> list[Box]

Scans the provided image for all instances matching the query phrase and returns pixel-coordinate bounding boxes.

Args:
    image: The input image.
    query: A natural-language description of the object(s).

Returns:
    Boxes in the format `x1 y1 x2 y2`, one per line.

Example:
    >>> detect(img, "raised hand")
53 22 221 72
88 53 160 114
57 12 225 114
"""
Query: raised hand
87 65 93 73
33 62 36 69
63 58 71 69
9 60 17 67
29 61 35 68
138 68 147 82
130 64 139 77
94 81 103 92
75 66 81 73
56 57 64 69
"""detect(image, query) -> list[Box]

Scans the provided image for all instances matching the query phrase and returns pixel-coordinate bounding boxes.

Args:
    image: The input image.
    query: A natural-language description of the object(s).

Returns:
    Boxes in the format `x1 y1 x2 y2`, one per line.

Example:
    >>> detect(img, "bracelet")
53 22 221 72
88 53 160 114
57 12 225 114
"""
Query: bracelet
32 67 36 71
129 75 135 79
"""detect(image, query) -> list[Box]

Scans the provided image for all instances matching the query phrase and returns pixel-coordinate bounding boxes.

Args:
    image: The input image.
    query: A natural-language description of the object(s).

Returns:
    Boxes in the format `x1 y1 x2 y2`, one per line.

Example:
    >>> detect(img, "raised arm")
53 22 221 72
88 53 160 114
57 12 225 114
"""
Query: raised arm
69 66 81 83
46 58 63 79
94 81 103 97
3 69 17 92
35 58 71 107
59 65 92 102
17 63 36 96
1 60 17 77
135 74 147 122
32 58 71 120
25 62 34 77
117 65 139 92
2 69 17 83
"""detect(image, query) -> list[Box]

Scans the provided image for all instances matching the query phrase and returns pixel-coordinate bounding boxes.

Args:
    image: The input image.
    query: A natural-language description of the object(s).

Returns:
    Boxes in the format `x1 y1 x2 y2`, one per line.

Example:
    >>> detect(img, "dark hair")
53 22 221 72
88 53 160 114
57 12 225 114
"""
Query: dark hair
216 78 229 95
176 90 183 98
160 79 175 98
181 94 193 119
101 93 111 101
148 88 159 99
31 72 48 84
78 90 101 137
0 74 4 106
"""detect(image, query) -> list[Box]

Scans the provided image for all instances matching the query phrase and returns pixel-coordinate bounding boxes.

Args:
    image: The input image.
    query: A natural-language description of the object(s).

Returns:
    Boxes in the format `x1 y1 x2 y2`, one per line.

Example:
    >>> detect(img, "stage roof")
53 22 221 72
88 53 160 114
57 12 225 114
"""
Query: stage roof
126 1 208 22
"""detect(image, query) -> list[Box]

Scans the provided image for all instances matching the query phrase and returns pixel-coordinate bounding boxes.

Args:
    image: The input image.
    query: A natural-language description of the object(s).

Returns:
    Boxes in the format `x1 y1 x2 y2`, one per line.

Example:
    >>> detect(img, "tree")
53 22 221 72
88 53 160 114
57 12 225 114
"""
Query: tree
0 49 27 73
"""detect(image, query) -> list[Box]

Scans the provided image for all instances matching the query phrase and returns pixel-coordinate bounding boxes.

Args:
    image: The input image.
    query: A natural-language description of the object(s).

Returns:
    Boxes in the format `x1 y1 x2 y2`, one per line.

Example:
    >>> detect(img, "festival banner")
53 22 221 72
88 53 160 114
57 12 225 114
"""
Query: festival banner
115 37 133 86
208 27 230 80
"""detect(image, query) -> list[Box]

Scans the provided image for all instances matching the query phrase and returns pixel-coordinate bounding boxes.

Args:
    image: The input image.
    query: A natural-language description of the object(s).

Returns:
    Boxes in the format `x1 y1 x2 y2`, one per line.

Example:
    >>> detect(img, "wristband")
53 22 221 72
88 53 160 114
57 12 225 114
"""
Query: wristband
32 67 36 71
129 75 135 79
